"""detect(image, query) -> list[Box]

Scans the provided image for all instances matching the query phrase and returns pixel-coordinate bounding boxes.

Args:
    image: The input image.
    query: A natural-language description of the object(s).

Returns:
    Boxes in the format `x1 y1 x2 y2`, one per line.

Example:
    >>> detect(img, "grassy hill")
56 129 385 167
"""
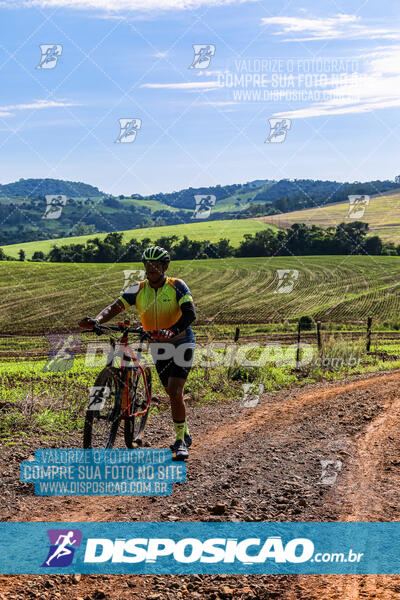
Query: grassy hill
0 178 105 197
1 256 400 334
1 219 275 259
211 183 274 213
256 191 400 243
2 178 398 247
119 197 190 213
0 179 273 246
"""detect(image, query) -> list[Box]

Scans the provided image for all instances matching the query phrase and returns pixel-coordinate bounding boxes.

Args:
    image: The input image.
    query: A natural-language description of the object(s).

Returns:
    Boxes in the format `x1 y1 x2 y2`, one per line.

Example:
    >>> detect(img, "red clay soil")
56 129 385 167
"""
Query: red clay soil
1 370 400 599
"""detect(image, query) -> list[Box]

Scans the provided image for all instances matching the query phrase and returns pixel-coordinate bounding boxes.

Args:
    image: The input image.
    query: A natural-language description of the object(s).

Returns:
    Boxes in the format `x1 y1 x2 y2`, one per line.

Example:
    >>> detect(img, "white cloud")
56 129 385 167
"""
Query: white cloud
141 80 221 90
19 0 255 11
195 69 224 77
273 46 400 119
0 99 80 117
196 100 238 106
261 14 399 41
3 99 79 110
93 13 127 19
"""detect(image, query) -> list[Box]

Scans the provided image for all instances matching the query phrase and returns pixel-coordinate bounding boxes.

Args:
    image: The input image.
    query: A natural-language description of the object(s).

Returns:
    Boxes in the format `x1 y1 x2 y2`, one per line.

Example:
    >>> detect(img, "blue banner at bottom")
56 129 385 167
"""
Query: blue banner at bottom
0 522 399 575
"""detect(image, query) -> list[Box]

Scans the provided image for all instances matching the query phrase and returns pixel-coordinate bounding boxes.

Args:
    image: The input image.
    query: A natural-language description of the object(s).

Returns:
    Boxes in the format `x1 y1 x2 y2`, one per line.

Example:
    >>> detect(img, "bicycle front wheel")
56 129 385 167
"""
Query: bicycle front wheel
83 366 122 449
124 366 152 448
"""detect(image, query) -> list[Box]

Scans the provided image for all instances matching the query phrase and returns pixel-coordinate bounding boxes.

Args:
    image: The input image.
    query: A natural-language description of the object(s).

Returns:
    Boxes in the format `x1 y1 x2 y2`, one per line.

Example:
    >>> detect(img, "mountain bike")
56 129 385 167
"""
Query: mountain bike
83 320 152 449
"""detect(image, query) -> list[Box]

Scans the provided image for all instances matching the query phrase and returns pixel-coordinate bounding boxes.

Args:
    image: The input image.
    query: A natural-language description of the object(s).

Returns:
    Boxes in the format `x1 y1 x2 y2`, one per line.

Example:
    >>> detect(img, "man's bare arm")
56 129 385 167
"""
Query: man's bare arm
78 299 125 329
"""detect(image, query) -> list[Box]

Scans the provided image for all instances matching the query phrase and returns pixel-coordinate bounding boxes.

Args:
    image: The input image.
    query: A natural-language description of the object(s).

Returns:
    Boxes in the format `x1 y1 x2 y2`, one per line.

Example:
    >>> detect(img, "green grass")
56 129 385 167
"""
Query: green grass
119 197 190 213
2 336 400 442
1 219 275 259
0 195 185 214
2 255 400 335
212 184 273 213
257 191 400 243
0 356 103 439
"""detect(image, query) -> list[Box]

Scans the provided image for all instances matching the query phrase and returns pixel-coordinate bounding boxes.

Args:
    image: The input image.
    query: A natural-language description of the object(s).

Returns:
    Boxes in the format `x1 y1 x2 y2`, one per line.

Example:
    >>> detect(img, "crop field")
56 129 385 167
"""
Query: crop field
257 191 400 243
1 219 274 260
1 255 400 335
3 254 400 600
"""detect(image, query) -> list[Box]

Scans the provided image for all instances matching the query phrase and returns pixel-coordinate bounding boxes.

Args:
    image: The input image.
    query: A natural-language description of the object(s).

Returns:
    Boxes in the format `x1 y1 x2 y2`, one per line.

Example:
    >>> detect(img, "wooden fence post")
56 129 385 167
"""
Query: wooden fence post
228 327 240 379
317 321 322 353
296 320 301 367
366 317 372 351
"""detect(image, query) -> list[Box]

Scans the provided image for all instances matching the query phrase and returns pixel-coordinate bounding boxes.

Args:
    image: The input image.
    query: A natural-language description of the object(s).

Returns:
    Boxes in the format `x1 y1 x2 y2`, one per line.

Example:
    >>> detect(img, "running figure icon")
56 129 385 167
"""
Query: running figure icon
46 531 77 566
189 44 215 69
42 529 82 568
36 45 63 69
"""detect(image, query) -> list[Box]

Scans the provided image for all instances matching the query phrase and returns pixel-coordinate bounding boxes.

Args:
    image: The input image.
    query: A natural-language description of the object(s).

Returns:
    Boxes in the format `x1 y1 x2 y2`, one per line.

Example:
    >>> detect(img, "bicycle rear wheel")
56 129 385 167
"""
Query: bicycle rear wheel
124 366 152 448
83 366 122 449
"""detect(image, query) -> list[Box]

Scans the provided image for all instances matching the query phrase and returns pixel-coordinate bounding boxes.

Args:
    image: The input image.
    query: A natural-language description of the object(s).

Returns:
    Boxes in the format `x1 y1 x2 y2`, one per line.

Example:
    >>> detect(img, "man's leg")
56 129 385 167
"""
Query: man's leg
167 343 194 439
156 344 194 459
166 376 192 460
153 359 190 445
166 376 187 442
166 376 186 421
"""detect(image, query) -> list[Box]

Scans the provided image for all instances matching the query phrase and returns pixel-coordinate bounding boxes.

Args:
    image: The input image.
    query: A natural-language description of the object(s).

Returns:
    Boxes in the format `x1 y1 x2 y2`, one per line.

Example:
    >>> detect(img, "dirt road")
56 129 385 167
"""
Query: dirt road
1 370 400 599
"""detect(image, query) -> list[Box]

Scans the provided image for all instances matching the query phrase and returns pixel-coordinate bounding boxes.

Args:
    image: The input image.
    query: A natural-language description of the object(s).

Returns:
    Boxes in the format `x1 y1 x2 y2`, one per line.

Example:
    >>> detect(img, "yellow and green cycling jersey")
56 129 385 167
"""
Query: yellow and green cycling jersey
118 277 193 332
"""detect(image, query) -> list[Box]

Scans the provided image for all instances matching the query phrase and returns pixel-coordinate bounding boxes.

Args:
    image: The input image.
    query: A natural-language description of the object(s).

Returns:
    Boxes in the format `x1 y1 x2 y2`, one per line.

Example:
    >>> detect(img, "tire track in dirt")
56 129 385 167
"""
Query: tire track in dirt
287 373 400 600
3 371 400 600
202 372 400 447
334 385 400 600
13 372 400 523
10 372 400 525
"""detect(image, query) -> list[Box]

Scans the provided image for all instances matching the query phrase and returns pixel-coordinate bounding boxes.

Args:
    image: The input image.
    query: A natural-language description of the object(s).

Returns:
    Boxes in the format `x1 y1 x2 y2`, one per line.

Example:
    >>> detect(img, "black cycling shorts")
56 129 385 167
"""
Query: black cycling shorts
151 343 195 389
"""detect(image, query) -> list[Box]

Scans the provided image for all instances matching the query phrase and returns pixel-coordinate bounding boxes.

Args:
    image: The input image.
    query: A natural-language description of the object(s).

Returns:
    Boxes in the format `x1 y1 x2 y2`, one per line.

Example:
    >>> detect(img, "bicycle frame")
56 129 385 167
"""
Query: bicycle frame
120 332 151 419
100 325 152 419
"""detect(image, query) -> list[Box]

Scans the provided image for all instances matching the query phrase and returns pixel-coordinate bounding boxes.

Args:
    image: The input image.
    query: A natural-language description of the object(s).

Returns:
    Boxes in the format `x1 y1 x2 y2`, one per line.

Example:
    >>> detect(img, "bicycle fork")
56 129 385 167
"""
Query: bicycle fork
119 333 150 420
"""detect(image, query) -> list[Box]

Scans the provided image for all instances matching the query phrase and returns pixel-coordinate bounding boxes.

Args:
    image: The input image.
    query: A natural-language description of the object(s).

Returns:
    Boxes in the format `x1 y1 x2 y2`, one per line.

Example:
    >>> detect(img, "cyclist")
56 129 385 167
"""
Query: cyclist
79 246 196 460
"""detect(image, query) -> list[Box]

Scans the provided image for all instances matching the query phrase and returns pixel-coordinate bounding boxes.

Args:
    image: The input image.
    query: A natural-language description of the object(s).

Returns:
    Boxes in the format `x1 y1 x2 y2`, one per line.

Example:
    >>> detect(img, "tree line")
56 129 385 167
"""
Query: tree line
3 221 400 263
1 177 399 246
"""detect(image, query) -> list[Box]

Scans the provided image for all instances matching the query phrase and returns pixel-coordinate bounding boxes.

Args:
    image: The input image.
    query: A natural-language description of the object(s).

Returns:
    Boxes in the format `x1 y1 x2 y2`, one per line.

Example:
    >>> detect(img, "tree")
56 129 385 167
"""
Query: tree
18 249 25 261
364 236 382 255
333 221 369 254
153 235 178 250
285 223 312 254
71 222 96 236
32 251 45 261
299 316 314 331
48 245 62 262
381 242 397 256
236 229 280 257
104 197 122 209
214 238 234 258
124 239 142 261
172 236 205 260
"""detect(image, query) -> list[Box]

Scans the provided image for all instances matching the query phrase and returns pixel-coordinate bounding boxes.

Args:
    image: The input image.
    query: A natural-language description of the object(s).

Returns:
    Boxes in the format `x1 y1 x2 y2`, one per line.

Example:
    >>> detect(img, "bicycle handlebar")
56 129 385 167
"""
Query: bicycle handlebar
83 323 152 339
97 324 142 333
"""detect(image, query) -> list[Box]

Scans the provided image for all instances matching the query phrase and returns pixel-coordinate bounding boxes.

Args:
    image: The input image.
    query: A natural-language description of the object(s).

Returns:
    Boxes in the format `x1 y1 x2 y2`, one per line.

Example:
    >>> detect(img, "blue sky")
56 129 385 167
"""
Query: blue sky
0 0 399 195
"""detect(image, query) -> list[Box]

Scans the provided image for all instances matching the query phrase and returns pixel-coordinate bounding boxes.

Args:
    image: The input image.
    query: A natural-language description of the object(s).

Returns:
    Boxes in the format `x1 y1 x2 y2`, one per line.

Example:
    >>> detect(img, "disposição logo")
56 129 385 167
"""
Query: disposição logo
41 529 82 568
